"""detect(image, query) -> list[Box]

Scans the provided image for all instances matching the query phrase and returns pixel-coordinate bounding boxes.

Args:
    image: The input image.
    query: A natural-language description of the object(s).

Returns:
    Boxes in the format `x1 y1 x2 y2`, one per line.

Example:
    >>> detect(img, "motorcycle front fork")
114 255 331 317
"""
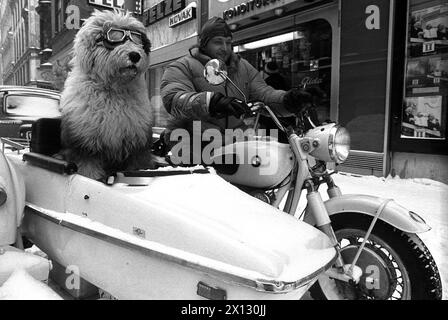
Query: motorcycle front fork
305 175 363 284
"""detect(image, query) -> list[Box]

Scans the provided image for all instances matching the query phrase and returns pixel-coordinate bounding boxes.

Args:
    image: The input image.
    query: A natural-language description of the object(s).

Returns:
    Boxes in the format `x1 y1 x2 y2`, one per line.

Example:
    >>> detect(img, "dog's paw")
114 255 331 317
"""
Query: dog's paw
52 153 66 161
126 149 155 171
77 158 106 180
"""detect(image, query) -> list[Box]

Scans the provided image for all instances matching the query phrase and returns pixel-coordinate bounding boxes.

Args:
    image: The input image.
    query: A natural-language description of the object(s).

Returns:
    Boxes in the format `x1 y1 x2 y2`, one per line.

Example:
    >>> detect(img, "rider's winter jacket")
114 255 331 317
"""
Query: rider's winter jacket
160 47 288 143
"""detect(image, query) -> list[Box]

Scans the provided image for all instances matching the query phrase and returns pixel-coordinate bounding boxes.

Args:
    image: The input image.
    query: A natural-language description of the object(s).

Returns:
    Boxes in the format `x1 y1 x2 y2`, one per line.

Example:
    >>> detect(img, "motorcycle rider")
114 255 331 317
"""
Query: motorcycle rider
160 16 314 164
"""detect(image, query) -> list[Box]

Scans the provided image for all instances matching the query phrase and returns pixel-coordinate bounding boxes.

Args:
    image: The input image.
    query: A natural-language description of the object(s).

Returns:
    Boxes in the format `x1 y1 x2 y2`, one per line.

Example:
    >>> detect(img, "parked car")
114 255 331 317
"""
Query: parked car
0 86 61 143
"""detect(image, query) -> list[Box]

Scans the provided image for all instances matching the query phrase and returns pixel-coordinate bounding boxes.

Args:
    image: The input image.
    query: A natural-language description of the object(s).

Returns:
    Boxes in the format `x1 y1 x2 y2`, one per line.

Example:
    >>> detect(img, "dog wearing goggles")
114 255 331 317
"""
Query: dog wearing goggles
59 9 154 180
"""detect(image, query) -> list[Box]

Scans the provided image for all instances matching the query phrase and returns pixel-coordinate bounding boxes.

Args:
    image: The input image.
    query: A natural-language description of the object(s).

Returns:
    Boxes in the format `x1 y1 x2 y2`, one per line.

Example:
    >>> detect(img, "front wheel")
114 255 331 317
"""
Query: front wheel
309 213 442 300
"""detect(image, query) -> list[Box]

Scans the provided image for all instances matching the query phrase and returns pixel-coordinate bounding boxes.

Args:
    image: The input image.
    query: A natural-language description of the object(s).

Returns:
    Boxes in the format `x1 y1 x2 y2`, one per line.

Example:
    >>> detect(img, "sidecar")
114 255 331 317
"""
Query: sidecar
0 119 338 300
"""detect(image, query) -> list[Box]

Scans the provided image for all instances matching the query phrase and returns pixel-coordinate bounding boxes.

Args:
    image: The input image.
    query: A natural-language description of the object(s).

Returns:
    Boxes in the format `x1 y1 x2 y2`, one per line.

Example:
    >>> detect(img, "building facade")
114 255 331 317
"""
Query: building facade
36 0 140 90
41 0 94 90
0 0 43 87
143 0 203 128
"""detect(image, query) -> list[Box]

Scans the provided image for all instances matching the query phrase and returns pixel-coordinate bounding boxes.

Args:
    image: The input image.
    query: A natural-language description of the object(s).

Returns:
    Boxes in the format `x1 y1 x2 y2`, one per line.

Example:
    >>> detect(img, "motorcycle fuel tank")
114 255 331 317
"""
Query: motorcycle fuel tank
211 139 294 189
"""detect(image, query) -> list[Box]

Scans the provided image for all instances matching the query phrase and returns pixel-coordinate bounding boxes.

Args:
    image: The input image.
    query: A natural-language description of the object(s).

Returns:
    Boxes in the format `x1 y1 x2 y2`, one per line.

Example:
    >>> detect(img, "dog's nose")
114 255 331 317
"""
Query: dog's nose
128 52 141 63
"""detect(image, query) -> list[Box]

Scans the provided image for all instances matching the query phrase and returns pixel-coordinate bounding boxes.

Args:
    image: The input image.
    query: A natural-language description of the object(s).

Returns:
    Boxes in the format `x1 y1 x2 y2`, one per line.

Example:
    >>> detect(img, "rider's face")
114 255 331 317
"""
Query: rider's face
204 36 232 62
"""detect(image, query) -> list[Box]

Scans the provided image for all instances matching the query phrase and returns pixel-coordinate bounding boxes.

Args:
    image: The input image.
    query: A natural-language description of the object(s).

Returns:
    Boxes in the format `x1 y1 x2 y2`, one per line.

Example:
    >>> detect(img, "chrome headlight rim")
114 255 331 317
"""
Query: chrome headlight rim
328 125 350 164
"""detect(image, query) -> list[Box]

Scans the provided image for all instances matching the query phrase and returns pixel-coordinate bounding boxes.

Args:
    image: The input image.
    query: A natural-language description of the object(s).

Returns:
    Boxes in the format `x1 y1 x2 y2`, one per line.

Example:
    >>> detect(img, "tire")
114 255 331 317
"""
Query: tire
309 213 442 300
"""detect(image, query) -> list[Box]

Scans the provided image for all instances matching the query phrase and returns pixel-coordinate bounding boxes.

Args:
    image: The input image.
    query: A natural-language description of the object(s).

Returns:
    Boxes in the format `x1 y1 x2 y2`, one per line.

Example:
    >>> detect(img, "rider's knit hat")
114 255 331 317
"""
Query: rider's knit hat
199 17 233 48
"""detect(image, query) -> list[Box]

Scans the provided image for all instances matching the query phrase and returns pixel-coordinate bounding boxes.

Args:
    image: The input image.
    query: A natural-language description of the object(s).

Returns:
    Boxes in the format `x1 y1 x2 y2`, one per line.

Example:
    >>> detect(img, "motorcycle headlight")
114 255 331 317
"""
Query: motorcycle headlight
305 124 351 164
329 125 351 163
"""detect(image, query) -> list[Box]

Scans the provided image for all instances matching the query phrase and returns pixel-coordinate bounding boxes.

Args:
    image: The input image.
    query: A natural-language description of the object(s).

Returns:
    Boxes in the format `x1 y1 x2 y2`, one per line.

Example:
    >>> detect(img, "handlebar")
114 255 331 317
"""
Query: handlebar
241 102 285 133
242 102 318 134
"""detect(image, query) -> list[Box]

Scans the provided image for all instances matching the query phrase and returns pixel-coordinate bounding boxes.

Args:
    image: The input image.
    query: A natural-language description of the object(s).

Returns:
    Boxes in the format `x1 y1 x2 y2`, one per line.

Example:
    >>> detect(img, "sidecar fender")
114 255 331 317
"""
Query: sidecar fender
305 194 430 234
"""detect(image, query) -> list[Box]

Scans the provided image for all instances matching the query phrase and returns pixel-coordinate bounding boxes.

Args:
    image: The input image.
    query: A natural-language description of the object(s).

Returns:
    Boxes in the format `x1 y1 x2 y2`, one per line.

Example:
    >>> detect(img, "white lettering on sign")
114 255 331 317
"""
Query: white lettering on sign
88 0 142 13
301 77 323 88
88 0 124 10
168 3 196 28
66 5 80 30
365 5 380 30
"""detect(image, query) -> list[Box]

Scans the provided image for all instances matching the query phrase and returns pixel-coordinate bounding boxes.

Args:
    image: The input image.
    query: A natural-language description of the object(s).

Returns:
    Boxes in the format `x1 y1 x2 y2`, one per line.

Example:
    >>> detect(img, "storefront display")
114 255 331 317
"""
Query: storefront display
236 19 332 123
401 1 448 140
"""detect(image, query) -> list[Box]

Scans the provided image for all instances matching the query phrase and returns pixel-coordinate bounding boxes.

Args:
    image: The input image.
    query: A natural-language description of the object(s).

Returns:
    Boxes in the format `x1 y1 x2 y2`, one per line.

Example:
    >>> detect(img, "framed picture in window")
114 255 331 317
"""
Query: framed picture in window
401 95 444 140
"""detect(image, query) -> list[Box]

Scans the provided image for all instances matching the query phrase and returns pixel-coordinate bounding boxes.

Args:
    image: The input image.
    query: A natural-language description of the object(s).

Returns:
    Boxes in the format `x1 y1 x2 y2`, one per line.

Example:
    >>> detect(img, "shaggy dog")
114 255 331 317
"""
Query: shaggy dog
60 10 153 180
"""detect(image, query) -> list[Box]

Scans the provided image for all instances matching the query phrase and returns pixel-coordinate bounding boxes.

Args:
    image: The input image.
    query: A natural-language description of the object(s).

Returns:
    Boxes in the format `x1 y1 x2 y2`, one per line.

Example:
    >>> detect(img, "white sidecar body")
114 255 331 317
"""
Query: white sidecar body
2 147 337 300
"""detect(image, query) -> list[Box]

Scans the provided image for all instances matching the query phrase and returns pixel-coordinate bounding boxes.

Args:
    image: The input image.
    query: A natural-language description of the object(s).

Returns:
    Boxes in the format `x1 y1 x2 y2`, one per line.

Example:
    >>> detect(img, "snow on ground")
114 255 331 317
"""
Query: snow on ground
296 172 448 299
0 269 62 300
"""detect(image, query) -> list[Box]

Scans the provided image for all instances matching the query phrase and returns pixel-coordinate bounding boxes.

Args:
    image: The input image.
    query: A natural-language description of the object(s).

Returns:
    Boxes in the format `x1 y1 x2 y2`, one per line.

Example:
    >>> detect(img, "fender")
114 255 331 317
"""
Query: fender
304 194 430 234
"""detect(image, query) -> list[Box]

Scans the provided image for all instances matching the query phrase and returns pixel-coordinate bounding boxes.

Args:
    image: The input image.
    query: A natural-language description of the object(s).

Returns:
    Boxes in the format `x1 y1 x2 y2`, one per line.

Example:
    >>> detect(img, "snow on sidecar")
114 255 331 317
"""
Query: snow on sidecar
0 144 61 300
1 118 337 300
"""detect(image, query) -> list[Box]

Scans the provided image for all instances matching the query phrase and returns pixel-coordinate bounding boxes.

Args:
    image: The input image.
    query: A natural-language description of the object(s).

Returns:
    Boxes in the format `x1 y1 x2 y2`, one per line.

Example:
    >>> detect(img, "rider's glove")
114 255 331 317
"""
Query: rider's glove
283 88 314 114
209 92 248 119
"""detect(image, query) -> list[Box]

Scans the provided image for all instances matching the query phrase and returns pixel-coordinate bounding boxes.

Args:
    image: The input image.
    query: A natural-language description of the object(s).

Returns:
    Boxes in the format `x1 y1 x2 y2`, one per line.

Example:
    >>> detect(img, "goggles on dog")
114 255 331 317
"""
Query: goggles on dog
105 28 144 46
96 27 151 54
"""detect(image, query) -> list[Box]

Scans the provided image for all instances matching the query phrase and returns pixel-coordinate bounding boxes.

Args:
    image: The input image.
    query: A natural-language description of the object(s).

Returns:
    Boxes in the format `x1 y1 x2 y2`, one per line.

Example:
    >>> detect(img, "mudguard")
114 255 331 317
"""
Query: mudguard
305 194 430 234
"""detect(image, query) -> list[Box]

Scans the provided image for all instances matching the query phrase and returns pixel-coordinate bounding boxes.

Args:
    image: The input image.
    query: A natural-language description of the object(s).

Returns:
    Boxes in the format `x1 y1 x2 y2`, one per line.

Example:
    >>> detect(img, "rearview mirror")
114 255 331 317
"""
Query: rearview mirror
204 59 227 85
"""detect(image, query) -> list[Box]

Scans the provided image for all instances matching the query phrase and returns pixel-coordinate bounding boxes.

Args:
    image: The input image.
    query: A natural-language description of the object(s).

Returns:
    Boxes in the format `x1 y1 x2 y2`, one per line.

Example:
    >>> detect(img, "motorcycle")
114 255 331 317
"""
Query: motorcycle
164 59 443 300
0 117 338 300
0 60 442 299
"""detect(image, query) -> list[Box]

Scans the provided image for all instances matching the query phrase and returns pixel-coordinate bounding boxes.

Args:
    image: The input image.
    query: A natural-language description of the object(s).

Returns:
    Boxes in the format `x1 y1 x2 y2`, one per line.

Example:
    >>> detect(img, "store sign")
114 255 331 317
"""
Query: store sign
301 76 323 88
168 2 196 28
211 0 326 23
88 0 142 14
142 0 186 26
223 0 281 20
88 0 124 9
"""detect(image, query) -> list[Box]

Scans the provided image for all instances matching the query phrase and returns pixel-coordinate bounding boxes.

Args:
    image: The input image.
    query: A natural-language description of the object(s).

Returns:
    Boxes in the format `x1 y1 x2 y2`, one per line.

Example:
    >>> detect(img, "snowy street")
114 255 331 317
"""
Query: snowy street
300 172 448 300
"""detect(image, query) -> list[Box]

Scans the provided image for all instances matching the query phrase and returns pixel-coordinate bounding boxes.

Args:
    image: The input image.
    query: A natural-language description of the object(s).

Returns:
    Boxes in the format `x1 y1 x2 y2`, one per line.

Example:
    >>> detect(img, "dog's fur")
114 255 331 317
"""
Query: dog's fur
60 10 153 180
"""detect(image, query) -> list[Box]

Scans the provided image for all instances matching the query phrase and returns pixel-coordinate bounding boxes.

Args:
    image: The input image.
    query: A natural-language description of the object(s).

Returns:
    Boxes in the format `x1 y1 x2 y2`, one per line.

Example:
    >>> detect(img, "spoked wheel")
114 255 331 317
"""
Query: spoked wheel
309 213 442 300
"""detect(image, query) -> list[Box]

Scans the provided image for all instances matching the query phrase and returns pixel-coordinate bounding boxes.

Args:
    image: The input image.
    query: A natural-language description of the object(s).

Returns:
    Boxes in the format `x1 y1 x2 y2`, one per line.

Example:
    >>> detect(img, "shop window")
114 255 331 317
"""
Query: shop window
235 19 332 124
401 0 448 140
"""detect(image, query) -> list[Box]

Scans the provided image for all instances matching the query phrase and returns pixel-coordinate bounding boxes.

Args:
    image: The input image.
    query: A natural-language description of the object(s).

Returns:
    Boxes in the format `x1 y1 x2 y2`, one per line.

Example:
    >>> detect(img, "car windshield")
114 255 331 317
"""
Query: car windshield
5 94 60 117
